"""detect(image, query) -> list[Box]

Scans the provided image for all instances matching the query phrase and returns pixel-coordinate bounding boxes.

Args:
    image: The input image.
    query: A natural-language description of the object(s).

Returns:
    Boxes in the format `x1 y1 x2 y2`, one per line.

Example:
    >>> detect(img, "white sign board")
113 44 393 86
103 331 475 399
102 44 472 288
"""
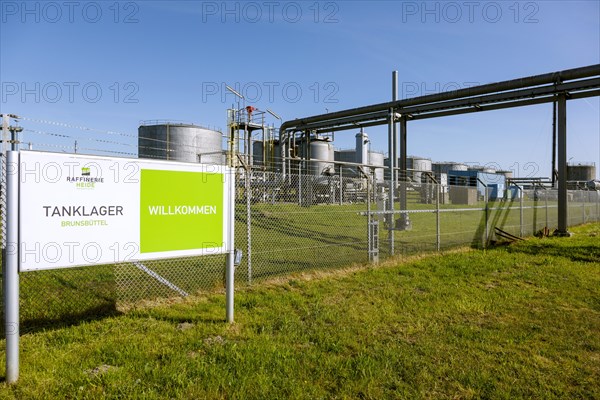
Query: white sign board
19 151 233 271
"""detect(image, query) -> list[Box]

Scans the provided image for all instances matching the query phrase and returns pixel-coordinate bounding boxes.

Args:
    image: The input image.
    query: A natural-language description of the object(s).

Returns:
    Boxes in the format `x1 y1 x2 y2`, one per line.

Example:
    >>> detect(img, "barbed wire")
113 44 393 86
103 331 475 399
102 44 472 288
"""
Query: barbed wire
21 128 215 158
19 116 137 139
23 128 133 147
19 118 228 155
25 140 218 161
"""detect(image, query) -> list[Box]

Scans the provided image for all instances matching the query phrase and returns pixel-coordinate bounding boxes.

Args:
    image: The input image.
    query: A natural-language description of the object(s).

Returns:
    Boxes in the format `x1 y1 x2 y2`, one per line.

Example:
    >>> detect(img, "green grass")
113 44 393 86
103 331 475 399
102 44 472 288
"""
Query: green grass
1 223 598 399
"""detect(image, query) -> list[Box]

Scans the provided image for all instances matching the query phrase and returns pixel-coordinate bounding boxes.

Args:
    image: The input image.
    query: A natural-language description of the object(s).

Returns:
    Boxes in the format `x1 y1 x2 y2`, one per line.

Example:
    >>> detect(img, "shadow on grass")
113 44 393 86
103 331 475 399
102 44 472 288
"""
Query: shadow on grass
507 243 600 264
470 198 520 249
138 313 226 325
0 302 121 338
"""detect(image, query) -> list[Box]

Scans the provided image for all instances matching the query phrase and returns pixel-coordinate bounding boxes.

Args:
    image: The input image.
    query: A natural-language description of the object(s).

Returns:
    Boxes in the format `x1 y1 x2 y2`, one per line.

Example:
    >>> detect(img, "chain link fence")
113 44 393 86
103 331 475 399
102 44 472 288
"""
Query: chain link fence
2 153 599 335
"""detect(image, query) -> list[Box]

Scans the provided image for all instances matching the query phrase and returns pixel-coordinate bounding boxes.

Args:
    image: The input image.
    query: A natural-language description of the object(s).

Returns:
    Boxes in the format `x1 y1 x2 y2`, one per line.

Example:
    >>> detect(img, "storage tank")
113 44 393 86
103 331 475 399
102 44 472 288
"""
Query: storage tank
496 170 514 179
252 140 281 170
468 165 496 174
433 162 468 177
301 137 335 176
369 151 385 183
567 163 596 181
407 156 432 183
335 149 358 178
138 123 223 164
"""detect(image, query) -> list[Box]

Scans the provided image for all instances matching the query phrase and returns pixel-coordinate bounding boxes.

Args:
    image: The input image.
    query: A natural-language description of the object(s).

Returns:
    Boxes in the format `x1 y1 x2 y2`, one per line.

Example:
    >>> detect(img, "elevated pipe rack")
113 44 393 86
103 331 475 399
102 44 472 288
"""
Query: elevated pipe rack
279 64 600 236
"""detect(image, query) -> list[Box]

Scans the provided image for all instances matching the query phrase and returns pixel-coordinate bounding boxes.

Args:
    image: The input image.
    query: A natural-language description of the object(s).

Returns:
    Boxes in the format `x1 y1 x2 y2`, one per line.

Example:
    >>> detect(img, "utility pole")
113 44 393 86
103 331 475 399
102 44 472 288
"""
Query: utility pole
1 114 22 153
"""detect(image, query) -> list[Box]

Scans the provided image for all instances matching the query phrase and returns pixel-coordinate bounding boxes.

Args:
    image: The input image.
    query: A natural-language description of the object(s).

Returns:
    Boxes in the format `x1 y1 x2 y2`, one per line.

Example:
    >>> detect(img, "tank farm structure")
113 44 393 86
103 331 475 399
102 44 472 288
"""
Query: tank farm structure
137 65 600 240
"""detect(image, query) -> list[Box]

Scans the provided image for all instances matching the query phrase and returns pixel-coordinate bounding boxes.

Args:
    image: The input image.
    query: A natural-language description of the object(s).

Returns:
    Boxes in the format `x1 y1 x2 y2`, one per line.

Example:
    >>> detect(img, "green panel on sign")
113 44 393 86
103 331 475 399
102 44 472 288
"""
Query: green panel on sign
140 169 224 253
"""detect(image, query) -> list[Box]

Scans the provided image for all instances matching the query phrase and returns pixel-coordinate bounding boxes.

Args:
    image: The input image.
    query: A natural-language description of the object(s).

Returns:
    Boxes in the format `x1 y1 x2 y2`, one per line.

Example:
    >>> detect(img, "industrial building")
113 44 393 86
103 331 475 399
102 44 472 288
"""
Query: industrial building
447 170 506 204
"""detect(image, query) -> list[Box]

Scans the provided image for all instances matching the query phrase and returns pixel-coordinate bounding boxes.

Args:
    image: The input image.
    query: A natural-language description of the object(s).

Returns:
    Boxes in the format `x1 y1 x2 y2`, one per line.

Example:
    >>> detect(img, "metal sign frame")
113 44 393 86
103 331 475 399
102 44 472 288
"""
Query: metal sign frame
3 150 237 383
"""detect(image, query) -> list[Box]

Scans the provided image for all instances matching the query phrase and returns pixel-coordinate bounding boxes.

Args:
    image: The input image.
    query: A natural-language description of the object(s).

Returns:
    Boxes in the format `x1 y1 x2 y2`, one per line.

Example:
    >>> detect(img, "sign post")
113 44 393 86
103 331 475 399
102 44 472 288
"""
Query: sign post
4 150 19 384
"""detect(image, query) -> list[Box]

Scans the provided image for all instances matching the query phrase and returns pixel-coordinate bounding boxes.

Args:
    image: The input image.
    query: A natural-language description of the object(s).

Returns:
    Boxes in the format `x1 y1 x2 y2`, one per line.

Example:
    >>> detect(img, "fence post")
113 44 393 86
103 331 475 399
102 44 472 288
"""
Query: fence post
520 187 524 238
367 173 371 261
246 169 252 283
339 166 343 206
436 182 440 251
297 162 302 206
582 191 585 224
545 185 548 228
484 186 489 247
476 178 488 247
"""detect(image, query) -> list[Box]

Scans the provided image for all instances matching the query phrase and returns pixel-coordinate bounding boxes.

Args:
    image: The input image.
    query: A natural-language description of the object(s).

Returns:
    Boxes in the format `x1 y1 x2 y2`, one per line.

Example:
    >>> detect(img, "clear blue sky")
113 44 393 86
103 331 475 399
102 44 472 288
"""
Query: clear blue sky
1 0 599 178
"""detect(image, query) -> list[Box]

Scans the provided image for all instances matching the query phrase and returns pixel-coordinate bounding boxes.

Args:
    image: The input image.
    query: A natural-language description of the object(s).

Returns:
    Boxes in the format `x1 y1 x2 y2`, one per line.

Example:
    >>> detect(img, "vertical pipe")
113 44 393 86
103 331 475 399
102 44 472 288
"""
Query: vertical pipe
4 150 20 383
387 109 395 256
247 130 253 166
289 134 294 184
373 169 377 203
228 126 235 167
399 117 408 228
556 94 568 235
392 71 398 193
552 100 557 187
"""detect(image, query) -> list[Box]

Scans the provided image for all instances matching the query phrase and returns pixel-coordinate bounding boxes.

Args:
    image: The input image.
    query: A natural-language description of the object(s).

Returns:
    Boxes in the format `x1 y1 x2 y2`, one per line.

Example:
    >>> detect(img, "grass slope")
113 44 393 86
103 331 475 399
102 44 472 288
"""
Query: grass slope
1 224 599 399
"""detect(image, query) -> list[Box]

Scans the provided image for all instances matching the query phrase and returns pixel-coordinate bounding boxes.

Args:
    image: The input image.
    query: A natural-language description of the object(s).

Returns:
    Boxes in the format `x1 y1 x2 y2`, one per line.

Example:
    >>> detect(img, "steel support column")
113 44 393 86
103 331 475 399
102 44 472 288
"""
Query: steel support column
397 116 411 230
556 93 569 236
387 108 395 255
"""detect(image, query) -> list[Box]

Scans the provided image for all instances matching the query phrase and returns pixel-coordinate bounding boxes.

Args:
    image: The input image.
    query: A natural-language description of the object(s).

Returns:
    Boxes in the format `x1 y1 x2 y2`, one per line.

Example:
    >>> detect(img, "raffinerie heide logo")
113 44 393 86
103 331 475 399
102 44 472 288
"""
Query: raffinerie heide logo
139 169 224 254
65 166 104 189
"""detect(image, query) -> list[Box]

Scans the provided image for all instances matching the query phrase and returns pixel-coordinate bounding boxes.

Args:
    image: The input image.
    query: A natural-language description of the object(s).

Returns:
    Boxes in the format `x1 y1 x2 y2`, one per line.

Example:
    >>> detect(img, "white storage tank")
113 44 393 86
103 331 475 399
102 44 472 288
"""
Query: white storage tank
301 137 335 176
407 156 432 183
496 170 514 179
433 162 468 177
138 122 223 164
335 149 358 178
